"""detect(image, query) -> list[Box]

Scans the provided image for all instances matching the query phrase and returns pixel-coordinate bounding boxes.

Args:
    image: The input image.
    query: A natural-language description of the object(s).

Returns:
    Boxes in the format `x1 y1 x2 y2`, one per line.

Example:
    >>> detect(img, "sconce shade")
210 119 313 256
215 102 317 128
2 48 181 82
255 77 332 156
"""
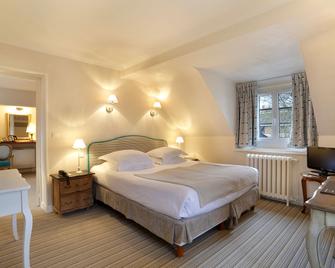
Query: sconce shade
108 94 118 104
106 94 118 113
26 123 36 134
176 136 184 144
153 101 161 109
150 101 162 117
72 138 86 149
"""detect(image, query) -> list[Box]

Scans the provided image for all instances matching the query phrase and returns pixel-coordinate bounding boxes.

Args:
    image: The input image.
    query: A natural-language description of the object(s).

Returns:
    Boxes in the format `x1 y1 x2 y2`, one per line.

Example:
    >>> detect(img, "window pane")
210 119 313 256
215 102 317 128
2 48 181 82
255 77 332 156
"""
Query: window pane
259 95 272 109
259 109 272 124
280 124 291 138
260 125 272 138
258 94 272 138
279 107 292 123
278 92 292 139
278 92 293 108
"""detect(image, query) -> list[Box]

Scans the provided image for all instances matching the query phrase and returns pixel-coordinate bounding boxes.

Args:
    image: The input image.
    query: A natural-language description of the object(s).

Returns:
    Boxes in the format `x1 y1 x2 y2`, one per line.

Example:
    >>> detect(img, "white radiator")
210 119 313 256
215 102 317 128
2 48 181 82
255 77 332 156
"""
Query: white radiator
246 154 296 206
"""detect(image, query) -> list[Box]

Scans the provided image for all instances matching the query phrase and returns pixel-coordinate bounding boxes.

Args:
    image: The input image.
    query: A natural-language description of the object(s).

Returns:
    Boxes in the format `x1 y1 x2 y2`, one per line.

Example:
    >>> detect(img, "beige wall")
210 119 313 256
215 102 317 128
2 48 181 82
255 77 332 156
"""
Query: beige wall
0 43 179 208
0 43 178 170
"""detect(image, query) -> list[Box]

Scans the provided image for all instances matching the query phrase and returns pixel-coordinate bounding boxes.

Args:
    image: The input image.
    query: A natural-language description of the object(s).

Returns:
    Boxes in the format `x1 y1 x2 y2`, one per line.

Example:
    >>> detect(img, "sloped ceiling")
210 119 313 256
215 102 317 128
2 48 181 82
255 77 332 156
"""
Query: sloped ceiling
124 0 335 137
0 0 293 69
126 63 233 137
302 29 335 136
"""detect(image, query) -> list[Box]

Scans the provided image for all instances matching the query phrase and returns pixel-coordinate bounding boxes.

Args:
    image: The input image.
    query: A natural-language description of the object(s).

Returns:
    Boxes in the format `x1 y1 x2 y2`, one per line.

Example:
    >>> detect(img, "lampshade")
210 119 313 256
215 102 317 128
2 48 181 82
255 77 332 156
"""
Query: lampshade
176 136 184 144
72 138 86 149
108 94 118 104
26 123 36 134
153 101 161 109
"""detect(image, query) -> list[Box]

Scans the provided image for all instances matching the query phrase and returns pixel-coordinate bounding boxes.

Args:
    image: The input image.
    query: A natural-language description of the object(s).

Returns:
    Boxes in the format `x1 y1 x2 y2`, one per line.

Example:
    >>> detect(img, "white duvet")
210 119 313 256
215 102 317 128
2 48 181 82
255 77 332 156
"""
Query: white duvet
92 161 258 219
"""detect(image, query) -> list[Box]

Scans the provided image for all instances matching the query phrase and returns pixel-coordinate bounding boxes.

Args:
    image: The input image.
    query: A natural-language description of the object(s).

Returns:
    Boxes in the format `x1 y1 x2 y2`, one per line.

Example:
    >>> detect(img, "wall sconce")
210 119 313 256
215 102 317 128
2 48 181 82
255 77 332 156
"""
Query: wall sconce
106 94 118 113
150 101 161 117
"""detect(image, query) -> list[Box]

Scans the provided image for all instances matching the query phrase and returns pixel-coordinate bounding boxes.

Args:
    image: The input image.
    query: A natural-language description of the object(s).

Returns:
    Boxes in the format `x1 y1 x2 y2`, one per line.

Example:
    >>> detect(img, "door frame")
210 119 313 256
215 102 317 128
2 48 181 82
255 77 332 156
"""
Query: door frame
0 65 49 212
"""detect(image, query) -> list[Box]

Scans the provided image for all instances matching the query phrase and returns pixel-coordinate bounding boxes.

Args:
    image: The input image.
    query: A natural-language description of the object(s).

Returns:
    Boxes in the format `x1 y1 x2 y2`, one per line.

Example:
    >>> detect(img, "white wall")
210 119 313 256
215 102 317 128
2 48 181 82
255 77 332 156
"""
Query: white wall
0 43 178 208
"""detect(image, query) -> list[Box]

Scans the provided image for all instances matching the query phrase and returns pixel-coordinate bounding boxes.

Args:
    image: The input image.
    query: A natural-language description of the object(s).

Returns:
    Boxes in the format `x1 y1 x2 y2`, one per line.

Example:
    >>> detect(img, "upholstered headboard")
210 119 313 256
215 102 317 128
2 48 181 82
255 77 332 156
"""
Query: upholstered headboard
87 135 168 170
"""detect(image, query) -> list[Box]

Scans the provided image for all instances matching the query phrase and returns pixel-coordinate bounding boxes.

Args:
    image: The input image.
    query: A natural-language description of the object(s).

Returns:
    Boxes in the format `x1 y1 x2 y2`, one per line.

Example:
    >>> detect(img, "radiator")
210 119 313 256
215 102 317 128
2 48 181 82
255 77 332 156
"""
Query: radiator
246 154 295 206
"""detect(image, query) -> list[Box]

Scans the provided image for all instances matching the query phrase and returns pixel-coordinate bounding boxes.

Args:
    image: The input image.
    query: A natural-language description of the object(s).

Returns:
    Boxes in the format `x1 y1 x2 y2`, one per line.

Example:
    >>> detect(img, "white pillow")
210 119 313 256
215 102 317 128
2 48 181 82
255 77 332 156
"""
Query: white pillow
151 156 186 165
98 149 154 171
147 147 186 160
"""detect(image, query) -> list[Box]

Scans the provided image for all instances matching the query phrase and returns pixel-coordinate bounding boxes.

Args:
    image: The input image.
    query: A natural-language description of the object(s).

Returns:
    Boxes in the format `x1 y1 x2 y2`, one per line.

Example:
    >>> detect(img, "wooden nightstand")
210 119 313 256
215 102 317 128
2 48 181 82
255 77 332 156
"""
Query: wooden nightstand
183 156 200 161
51 171 94 215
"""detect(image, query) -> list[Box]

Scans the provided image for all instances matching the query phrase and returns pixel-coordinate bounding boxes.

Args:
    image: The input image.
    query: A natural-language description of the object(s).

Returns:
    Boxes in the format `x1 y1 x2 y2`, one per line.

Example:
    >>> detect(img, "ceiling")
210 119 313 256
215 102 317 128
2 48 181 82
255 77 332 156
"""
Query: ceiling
124 0 335 81
0 0 293 70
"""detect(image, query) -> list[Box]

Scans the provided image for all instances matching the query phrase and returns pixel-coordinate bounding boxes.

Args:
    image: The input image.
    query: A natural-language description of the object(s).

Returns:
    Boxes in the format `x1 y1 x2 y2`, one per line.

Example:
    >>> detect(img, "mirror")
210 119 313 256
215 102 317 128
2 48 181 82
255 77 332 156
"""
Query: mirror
6 114 31 139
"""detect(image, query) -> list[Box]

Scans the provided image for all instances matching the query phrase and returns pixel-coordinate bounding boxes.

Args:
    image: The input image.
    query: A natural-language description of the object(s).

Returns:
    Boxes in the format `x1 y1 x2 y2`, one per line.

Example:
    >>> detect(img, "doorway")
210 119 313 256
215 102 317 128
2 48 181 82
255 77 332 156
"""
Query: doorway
0 67 48 211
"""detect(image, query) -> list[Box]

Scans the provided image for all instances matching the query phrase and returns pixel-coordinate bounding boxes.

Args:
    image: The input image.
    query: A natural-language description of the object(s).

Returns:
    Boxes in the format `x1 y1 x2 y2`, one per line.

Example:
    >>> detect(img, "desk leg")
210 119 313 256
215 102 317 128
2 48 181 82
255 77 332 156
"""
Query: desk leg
306 209 324 268
22 191 32 268
12 214 19 240
302 177 308 213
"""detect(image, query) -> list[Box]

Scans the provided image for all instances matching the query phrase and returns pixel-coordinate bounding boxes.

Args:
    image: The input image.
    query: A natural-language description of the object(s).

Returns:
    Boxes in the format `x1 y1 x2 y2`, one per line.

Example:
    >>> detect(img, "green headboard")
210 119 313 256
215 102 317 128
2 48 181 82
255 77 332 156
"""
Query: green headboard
87 135 168 171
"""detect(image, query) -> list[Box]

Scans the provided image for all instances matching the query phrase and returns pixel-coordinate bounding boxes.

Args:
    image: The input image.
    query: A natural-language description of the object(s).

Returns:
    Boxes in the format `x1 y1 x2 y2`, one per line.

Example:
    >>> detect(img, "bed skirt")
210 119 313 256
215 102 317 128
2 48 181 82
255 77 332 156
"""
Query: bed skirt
230 186 259 224
95 184 259 246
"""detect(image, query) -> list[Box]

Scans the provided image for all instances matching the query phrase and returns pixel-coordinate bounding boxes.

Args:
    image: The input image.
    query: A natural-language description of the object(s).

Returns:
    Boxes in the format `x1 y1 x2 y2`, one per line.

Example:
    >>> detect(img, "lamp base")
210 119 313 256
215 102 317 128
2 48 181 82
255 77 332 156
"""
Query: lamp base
76 169 83 174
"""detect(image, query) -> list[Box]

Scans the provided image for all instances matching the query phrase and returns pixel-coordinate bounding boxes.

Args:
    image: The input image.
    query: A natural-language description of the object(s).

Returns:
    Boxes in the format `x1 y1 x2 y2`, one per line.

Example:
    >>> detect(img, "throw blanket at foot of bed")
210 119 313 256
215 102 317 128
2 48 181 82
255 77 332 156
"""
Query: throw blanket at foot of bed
135 163 258 207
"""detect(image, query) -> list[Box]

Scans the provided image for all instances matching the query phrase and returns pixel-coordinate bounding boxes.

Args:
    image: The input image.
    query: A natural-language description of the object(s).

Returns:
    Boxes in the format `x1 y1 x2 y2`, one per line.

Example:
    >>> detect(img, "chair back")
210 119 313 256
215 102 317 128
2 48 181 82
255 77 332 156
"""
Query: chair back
0 144 12 160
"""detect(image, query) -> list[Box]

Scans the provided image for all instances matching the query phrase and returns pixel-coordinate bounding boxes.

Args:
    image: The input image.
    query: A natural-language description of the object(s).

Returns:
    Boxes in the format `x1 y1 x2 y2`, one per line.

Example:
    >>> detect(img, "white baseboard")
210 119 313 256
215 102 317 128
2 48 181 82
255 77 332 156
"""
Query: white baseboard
40 201 53 213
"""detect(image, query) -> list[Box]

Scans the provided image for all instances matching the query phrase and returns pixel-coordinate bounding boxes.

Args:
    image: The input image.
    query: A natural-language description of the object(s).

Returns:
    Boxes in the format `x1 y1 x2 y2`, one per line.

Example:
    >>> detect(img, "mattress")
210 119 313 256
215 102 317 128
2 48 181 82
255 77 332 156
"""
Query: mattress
91 161 258 219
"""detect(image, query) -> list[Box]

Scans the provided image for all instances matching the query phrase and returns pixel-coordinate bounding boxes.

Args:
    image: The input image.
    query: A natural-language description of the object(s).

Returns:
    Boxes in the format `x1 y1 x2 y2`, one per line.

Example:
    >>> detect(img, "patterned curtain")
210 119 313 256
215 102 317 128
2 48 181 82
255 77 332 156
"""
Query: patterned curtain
235 81 257 147
291 72 318 147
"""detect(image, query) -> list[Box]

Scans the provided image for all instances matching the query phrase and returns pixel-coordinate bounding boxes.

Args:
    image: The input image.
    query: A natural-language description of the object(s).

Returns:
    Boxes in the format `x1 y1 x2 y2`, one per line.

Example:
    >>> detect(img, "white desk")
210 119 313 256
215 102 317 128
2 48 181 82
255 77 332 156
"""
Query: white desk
0 169 32 268
306 177 335 268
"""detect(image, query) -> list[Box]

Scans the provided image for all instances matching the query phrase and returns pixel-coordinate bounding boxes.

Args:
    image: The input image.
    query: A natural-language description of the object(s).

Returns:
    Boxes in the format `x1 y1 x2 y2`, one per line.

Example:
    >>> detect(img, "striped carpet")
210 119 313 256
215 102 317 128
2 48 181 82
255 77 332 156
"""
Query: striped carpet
0 199 333 267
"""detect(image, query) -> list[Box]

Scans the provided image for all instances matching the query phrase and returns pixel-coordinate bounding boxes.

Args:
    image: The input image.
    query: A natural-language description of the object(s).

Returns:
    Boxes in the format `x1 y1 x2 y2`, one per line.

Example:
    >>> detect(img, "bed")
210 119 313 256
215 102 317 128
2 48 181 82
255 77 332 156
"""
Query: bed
87 135 259 256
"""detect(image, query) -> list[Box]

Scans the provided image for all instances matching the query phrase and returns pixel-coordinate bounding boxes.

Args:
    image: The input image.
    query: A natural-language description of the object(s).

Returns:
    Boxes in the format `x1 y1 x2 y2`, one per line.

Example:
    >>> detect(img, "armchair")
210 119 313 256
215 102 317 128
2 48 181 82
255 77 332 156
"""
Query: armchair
0 144 13 169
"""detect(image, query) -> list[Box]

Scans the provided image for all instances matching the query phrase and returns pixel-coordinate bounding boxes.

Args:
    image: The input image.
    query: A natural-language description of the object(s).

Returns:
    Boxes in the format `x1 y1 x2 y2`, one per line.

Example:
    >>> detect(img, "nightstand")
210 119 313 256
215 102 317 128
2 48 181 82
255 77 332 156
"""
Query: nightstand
183 156 200 161
51 171 94 215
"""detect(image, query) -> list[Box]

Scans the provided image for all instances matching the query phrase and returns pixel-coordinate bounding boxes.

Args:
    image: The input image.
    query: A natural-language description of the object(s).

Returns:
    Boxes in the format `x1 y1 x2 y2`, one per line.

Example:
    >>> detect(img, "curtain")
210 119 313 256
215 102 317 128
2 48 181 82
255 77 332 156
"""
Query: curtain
235 81 257 147
291 72 318 147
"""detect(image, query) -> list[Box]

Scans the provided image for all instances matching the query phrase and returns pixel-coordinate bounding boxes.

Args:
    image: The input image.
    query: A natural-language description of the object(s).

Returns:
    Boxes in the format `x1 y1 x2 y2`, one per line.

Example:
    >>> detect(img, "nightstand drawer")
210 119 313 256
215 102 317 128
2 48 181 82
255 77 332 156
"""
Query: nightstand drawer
61 191 92 211
60 176 92 194
61 194 77 211
77 191 93 207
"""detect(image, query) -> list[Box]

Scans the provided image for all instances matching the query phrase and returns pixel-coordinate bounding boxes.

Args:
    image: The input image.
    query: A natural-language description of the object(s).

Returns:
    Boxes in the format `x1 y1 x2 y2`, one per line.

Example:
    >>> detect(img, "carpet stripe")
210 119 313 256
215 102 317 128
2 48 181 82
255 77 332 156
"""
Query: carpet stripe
1 200 335 267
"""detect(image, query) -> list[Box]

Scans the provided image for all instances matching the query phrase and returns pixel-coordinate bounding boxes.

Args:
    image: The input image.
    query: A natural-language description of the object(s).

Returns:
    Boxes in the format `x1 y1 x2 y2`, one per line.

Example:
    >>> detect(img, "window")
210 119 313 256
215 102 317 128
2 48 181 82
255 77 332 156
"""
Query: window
257 88 293 148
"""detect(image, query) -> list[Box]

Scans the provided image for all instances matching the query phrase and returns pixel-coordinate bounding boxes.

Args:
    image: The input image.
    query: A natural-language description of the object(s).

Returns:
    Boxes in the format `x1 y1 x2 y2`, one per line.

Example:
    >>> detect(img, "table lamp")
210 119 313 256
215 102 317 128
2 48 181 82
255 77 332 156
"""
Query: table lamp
72 138 86 173
26 123 36 140
176 136 184 147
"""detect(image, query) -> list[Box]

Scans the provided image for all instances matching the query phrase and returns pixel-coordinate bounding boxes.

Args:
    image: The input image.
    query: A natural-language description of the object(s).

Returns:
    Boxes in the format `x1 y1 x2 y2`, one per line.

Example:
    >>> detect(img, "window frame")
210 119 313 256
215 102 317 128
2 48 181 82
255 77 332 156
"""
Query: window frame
256 86 292 149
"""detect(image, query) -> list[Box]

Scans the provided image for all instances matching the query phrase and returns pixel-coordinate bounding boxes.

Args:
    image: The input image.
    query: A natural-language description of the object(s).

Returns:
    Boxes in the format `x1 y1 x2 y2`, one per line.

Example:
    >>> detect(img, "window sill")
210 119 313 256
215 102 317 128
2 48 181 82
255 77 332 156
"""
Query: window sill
234 147 306 155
